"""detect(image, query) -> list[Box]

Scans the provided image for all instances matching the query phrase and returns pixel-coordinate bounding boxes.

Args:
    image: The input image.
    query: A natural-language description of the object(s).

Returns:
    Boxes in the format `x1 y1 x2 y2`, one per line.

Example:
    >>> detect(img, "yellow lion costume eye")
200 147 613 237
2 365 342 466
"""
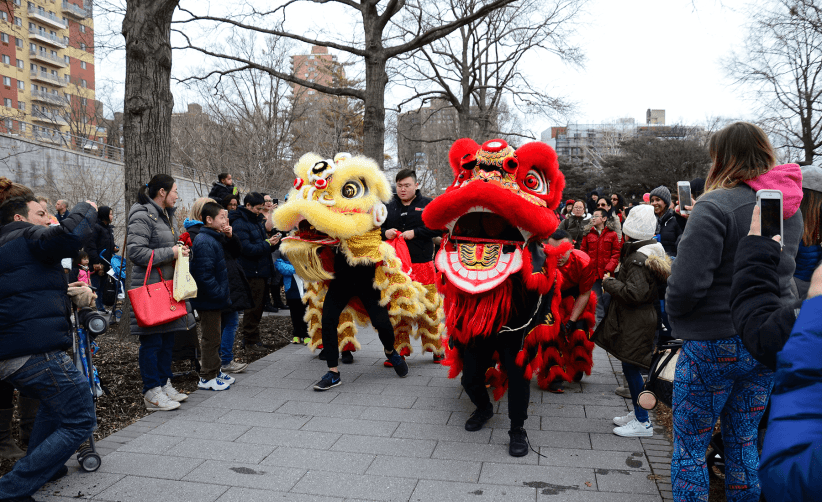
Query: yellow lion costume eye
341 180 363 199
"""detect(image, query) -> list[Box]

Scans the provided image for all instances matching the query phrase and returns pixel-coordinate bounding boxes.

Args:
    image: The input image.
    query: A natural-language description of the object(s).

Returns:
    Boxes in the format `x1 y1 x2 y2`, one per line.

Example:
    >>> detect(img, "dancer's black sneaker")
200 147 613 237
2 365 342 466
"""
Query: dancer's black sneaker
464 405 494 431
341 350 354 364
386 351 408 378
313 371 341 391
508 427 529 457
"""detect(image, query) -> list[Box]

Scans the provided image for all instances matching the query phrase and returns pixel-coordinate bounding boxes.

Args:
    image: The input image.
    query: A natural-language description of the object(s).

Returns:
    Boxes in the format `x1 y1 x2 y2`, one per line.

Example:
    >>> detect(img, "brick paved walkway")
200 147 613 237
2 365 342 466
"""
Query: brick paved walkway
37 328 672 501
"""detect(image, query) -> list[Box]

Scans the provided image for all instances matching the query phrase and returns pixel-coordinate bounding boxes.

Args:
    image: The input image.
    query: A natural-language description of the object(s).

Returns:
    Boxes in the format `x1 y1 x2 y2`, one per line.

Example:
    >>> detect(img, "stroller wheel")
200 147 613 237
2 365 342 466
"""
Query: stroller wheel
78 452 101 472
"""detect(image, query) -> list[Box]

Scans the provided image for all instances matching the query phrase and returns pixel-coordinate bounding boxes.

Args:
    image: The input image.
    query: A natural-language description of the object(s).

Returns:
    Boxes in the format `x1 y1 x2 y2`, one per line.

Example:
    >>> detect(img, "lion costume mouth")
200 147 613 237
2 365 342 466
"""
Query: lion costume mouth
282 218 340 246
436 208 530 294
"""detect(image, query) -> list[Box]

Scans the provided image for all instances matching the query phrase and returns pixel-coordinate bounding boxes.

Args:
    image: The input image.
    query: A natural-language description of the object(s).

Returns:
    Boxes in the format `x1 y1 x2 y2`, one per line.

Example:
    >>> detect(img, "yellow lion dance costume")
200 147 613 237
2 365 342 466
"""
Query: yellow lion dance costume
273 153 444 362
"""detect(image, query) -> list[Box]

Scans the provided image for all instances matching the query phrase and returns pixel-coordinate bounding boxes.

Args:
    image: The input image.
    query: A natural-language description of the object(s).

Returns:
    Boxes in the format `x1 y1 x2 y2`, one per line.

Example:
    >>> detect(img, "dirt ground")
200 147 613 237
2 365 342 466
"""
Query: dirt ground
0 315 293 477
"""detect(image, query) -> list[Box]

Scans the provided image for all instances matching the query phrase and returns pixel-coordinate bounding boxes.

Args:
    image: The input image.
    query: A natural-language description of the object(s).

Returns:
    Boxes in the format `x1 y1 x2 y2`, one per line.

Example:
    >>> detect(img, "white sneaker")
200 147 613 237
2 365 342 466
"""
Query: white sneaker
613 418 653 438
144 387 181 411
218 371 236 385
613 410 635 427
198 377 230 391
221 360 248 374
162 379 188 402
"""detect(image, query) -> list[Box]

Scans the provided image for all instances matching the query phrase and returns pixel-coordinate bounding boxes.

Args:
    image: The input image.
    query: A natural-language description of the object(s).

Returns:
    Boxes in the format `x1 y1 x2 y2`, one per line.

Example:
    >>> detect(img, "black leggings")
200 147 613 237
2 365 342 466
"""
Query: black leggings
321 279 395 368
0 380 13 409
460 334 530 429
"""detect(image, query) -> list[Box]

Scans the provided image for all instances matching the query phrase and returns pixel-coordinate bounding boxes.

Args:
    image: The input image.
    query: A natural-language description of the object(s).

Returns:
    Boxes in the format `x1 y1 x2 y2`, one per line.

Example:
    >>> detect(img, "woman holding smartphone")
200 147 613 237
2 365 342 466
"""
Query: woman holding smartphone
666 122 803 502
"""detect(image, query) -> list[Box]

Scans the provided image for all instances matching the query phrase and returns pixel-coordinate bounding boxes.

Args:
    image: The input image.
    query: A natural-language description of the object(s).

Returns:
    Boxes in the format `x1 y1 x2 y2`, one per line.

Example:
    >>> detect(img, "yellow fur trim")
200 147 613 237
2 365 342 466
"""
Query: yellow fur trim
282 240 334 282
340 229 384 264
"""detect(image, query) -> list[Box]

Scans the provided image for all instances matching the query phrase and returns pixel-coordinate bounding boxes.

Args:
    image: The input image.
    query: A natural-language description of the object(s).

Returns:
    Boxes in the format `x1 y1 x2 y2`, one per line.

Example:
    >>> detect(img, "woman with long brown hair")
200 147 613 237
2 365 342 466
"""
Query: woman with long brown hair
666 122 804 501
794 165 822 299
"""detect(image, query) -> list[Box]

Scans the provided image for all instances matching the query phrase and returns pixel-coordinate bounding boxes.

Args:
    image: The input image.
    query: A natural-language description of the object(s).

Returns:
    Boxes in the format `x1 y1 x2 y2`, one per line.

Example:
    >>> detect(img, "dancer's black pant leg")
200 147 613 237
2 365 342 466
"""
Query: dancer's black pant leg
358 284 396 354
321 282 354 368
460 340 494 412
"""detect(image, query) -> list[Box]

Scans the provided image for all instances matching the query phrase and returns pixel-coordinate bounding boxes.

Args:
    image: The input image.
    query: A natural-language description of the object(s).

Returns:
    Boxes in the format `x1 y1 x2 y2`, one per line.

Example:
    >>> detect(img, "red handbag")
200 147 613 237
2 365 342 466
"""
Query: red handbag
128 250 187 328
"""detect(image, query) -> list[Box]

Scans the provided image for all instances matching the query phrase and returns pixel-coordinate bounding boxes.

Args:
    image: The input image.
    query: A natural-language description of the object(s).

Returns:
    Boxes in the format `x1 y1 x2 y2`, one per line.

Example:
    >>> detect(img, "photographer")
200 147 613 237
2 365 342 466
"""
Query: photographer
0 191 98 498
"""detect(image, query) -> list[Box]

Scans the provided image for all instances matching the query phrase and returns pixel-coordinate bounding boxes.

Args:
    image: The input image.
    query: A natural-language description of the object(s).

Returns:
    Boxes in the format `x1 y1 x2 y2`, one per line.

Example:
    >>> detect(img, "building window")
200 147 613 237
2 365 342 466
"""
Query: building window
30 63 36 71
28 22 34 30
1 33 9 44
17 58 23 69
3 76 10 86
17 80 23 89
80 24 85 33
19 123 25 132
15 37 22 48
1 55 9 65
4 98 11 108
81 61 86 69
18 102 24 111
64 55 70 64
30 43 36 52
62 17 67 25
80 78 87 87
81 97 87 106
0 12 7 22
79 42 86 51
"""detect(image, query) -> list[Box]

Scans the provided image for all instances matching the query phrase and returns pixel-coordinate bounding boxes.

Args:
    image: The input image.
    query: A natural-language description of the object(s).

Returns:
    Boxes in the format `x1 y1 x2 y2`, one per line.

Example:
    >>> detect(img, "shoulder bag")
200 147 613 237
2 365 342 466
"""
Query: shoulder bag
128 250 187 328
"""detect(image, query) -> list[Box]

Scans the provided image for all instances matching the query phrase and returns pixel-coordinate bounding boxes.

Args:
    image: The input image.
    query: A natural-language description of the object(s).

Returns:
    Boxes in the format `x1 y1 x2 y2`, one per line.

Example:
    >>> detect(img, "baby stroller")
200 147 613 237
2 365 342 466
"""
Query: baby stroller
71 303 108 472
98 250 126 324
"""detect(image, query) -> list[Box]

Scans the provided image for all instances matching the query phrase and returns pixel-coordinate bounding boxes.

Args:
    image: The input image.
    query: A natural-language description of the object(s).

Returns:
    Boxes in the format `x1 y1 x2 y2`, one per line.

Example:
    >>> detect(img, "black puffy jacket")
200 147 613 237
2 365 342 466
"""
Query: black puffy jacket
656 209 682 257
0 202 96 359
223 234 253 312
85 220 116 268
380 191 439 263
229 207 273 279
191 227 231 311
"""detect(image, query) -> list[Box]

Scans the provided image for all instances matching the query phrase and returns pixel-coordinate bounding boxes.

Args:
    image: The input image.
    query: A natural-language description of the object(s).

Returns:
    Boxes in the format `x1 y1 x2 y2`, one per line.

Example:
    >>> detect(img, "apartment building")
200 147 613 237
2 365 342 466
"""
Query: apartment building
290 45 338 101
0 0 97 146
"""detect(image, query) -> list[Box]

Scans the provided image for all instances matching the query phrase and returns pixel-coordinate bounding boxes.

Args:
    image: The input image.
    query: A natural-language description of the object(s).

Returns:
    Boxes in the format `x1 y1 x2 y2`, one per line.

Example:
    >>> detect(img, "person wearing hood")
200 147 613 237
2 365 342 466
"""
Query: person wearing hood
793 164 822 299
558 199 590 249
592 204 671 438
667 122 804 502
581 205 622 326
127 174 197 412
586 190 600 215
84 205 118 311
208 172 240 203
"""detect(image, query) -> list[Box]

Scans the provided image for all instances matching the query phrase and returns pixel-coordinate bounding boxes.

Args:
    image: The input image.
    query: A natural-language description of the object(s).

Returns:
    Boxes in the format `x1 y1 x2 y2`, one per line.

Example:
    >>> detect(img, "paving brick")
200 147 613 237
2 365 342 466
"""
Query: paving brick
331 392 416 408
541 391 626 406
381 384 457 398
353 374 433 387
365 455 481 482
37 471 124 498
95 451 204 480
478 462 597 489
331 434 437 458
260 446 375 474
590 433 644 452
411 396 478 412
290 471 418 501
240 374 315 390
393 421 491 444
301 416 400 437
536 448 650 471
276 400 367 419
432 440 538 465
217 409 312 429
358 406 452 425
410 479 538 502
162 437 275 463
216 486 344 502
584 405 631 420
149 418 251 441
541 416 615 434
334 382 389 395
536 492 662 502
595 468 660 493
182 459 305 491
115 433 185 454
200 390 288 412
647 454 672 464
95 476 228 502
448 410 540 431
174 406 232 422
526 402 587 418
489 429 590 450
428 376 462 387
236 426 341 449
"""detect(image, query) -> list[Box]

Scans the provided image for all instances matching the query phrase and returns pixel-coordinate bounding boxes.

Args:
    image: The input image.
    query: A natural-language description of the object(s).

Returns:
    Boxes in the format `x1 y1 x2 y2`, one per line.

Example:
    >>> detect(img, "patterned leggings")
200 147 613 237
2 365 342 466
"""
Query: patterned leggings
671 336 773 502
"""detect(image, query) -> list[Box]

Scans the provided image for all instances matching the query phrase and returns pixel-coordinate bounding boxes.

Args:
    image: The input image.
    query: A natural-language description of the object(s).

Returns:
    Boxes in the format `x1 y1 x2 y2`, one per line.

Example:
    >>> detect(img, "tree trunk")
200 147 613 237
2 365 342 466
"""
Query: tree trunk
361 56 388 168
118 0 179 337
122 0 179 209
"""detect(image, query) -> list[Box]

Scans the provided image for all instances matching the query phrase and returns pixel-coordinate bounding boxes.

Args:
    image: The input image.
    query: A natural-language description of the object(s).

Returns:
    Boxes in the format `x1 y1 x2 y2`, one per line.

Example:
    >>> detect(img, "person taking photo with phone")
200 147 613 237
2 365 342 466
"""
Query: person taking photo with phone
666 122 803 502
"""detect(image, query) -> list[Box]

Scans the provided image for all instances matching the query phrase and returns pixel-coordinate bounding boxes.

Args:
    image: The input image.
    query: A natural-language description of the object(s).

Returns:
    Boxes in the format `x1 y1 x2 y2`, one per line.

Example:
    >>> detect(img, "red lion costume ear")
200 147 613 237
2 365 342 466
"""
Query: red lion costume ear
448 138 480 175
514 142 565 211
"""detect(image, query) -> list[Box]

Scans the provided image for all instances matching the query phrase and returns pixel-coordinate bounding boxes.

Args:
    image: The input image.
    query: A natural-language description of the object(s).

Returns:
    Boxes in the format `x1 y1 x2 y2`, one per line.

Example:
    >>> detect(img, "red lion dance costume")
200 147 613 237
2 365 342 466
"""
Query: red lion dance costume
423 138 589 456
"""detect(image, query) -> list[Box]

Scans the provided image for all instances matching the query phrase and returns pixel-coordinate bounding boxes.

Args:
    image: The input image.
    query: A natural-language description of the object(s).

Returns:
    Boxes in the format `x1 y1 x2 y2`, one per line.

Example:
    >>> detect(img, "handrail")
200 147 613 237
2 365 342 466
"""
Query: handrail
29 49 68 66
28 5 68 27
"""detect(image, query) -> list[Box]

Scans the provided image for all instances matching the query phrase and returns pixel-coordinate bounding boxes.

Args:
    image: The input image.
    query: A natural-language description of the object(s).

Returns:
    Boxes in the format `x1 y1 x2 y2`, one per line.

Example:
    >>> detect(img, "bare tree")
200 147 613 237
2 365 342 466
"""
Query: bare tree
726 0 822 165
173 0 520 168
394 0 584 144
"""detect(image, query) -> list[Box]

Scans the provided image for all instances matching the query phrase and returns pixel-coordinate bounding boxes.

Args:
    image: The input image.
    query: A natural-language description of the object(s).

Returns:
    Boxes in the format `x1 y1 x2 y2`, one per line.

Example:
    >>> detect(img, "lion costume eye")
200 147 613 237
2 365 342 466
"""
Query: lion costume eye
341 180 364 199
522 169 548 194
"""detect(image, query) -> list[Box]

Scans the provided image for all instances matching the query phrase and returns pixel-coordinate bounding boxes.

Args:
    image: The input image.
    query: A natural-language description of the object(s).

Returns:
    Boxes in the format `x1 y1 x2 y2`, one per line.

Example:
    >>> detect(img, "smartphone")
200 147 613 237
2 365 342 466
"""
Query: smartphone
677 181 692 215
273 198 279 204
756 189 783 248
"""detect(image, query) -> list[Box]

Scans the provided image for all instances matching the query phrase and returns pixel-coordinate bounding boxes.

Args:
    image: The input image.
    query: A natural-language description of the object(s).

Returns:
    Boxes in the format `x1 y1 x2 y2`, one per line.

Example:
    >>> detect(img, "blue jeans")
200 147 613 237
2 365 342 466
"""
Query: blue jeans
90 273 105 311
138 332 175 394
0 351 96 498
220 311 240 365
621 361 648 423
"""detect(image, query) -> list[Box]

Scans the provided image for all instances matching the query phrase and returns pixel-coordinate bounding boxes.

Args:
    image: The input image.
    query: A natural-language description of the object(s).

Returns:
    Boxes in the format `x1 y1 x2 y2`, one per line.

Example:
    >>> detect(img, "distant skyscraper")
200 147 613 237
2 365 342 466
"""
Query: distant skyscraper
646 109 665 125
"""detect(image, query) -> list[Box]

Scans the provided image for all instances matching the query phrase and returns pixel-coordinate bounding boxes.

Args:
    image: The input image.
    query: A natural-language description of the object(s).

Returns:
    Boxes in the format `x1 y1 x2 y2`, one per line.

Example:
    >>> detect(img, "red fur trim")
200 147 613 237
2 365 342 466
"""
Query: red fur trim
409 261 437 285
400 346 411 357
342 342 356 352
449 138 481 175
442 279 513 344
515 349 527 367
523 363 533 381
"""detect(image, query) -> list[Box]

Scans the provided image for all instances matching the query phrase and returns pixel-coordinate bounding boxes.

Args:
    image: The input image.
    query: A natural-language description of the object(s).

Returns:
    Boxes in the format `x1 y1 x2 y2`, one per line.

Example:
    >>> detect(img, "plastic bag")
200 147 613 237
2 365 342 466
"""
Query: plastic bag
173 254 198 301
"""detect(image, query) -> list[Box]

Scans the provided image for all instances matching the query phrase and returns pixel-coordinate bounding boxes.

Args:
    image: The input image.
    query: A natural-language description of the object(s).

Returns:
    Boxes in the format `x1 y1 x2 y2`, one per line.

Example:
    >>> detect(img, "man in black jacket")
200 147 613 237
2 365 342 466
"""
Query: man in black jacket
0 195 98 498
381 169 439 264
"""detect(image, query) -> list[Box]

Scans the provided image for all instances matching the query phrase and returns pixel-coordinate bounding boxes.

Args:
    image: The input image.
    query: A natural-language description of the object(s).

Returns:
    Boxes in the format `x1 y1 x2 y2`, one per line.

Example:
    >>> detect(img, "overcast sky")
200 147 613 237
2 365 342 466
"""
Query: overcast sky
97 0 753 137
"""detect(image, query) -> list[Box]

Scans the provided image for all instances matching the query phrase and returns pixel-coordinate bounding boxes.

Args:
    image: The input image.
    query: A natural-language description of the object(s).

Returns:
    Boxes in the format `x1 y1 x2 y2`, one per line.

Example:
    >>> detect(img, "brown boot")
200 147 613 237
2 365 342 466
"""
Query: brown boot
17 396 39 448
0 408 24 459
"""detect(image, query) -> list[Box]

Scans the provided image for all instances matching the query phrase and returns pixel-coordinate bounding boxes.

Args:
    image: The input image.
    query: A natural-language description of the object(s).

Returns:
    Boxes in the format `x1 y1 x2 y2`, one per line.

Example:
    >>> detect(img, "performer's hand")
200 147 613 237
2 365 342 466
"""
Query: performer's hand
385 228 398 239
565 319 580 333
401 230 415 240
